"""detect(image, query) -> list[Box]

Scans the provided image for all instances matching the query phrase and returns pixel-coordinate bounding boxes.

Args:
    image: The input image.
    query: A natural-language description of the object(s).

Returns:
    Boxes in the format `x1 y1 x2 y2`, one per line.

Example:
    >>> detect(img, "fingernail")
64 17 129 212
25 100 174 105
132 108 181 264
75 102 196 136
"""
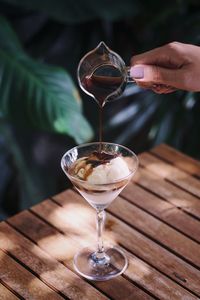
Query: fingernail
130 66 144 79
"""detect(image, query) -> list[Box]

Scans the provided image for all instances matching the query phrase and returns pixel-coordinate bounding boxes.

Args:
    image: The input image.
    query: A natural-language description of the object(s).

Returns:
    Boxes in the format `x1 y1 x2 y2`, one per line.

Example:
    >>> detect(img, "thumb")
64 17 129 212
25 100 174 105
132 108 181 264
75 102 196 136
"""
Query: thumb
130 64 182 88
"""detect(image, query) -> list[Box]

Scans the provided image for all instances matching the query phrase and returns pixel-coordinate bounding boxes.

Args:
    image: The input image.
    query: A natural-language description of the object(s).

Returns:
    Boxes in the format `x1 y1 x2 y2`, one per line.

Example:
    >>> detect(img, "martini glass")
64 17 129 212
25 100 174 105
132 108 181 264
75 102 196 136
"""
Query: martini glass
61 142 138 281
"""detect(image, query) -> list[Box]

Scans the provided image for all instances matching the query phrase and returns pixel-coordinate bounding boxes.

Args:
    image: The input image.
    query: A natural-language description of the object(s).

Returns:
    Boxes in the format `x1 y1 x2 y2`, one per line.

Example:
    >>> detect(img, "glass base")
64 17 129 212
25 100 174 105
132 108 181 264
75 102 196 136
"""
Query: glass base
73 246 128 281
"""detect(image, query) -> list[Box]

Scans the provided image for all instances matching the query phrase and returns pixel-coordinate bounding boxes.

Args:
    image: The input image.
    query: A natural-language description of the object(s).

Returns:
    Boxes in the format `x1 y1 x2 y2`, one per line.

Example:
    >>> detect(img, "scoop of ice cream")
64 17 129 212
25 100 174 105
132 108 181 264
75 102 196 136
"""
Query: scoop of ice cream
87 156 130 184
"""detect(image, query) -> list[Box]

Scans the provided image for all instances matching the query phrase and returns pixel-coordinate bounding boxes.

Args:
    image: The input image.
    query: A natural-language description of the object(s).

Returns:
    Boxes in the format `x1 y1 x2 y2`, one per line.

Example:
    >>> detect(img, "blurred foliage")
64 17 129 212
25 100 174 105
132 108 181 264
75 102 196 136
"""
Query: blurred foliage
0 14 93 217
0 0 141 23
0 0 200 218
0 16 92 143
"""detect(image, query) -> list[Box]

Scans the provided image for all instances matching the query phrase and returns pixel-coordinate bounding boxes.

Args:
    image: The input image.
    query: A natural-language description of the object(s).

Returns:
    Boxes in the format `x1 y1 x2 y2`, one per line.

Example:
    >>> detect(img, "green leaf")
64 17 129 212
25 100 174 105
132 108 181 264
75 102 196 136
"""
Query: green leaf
0 0 141 23
0 16 93 143
0 16 23 53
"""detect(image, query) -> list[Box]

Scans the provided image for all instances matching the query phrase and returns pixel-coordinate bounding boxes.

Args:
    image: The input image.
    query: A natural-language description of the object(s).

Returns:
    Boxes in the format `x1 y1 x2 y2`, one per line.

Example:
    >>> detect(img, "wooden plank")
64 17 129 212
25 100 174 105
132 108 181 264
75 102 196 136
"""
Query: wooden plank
0 222 108 300
8 205 198 300
134 167 200 219
108 196 200 268
139 152 200 198
0 249 63 300
151 144 200 178
11 191 200 299
8 211 152 300
0 283 19 300
121 183 200 243
51 190 200 297
124 252 197 300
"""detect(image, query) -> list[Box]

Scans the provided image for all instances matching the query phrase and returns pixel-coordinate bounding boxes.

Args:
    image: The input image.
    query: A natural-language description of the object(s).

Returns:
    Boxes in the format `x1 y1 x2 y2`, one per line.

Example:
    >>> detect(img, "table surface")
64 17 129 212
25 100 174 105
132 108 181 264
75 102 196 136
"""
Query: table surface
0 144 200 300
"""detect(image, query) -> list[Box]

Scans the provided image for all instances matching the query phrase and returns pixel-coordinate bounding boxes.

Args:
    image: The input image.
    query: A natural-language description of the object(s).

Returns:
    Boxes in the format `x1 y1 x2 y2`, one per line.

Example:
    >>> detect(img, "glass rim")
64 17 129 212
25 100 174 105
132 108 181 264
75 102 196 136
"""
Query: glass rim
61 142 139 186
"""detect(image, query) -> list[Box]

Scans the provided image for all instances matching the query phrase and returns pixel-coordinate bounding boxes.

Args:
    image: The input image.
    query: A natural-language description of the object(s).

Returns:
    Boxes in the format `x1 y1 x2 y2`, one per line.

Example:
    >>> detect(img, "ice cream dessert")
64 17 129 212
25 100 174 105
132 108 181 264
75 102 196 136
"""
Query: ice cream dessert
87 156 130 184
69 151 130 184
68 151 131 209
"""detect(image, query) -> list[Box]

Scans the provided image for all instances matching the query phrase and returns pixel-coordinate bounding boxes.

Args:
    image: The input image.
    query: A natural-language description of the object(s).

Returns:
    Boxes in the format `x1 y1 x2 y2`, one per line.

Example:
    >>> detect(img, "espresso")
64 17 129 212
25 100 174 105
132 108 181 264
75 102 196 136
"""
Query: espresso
82 64 124 146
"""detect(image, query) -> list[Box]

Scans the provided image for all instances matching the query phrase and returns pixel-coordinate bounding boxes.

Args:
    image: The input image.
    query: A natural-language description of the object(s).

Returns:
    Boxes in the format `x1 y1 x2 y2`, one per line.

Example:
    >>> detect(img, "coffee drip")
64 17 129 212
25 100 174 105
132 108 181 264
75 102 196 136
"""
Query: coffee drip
77 41 133 152
82 64 125 107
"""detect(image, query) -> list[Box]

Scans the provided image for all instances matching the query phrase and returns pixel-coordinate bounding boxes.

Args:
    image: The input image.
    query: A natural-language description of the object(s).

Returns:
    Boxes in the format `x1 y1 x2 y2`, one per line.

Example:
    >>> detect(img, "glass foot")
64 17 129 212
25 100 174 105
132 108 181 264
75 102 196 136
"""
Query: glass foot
73 246 128 281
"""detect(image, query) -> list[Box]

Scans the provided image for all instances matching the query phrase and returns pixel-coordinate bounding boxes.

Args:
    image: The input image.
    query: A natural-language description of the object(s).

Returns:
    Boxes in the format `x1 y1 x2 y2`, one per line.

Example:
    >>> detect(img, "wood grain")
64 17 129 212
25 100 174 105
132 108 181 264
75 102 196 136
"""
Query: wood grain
134 167 200 219
109 195 200 268
52 190 200 296
9 205 198 300
13 190 199 299
1 143 200 300
151 144 200 178
121 183 200 243
0 283 19 300
139 152 200 198
8 210 151 300
0 248 63 300
0 222 107 300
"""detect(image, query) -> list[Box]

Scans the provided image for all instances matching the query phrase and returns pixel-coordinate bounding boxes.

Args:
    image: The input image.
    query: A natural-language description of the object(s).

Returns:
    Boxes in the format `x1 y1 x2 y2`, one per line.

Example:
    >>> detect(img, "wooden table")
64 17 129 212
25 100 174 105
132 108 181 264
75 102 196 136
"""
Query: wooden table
0 144 200 300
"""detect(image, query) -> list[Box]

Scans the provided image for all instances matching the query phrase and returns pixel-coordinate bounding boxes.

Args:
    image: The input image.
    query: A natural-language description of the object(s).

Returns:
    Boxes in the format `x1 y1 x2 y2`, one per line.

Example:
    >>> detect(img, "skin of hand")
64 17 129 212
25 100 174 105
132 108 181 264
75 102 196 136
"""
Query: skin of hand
130 42 200 94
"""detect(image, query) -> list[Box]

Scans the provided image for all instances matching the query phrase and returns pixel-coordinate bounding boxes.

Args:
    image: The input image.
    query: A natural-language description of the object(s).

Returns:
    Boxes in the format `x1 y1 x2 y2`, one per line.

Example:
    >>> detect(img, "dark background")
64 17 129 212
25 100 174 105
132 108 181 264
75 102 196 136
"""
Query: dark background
0 0 200 219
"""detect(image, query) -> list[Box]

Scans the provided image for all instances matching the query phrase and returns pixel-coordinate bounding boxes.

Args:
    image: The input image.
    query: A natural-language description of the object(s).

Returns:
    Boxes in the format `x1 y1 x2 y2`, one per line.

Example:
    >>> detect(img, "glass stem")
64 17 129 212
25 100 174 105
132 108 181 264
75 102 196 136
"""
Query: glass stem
96 209 106 259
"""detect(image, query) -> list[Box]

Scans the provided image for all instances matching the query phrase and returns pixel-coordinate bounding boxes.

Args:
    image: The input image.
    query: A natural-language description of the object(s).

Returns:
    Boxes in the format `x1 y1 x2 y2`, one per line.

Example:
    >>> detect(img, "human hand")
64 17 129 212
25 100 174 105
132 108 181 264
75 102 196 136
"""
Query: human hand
130 42 200 93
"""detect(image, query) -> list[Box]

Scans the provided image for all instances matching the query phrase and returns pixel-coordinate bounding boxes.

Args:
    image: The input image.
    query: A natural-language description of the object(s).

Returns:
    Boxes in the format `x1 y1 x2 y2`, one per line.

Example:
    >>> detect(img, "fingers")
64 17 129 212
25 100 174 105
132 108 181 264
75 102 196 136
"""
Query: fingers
131 42 185 68
151 84 177 94
130 42 200 92
131 46 167 66
130 64 183 90
136 81 177 94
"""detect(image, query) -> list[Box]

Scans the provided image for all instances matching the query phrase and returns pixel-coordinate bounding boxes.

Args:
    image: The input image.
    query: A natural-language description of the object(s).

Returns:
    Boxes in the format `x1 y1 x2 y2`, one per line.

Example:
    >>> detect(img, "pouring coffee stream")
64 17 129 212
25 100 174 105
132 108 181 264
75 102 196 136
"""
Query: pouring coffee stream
77 41 135 149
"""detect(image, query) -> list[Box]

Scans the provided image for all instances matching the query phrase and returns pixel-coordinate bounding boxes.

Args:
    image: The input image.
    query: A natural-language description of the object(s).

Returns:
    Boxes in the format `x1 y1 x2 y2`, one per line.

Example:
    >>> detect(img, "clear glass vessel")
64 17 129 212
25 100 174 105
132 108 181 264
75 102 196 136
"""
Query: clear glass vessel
77 41 135 106
61 142 138 281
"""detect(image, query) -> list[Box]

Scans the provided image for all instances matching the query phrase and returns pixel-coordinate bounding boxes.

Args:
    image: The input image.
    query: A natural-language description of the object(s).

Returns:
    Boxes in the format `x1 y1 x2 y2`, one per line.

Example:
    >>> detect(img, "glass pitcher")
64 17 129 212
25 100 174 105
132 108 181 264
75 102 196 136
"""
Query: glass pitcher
77 41 135 106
